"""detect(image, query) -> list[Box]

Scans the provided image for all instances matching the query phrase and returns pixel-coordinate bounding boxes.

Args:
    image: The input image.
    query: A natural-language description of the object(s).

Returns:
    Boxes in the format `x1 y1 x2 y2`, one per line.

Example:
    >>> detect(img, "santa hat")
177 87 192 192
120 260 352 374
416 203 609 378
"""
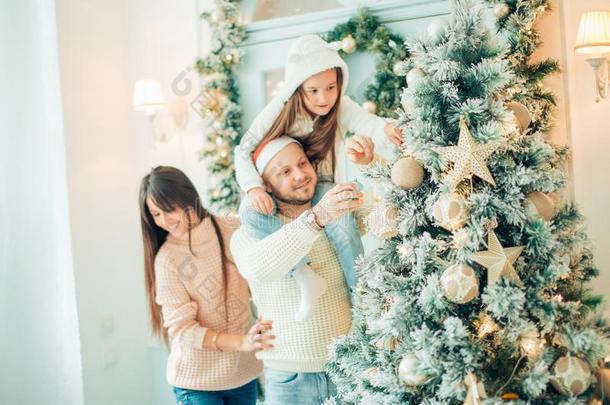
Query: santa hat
253 136 301 175
278 34 350 103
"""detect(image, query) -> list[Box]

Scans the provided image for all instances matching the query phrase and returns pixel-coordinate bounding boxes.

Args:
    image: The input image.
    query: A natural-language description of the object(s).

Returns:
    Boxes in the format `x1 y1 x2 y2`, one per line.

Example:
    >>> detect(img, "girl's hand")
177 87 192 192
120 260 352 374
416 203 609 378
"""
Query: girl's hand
347 135 375 165
248 187 274 215
239 319 275 352
384 122 403 146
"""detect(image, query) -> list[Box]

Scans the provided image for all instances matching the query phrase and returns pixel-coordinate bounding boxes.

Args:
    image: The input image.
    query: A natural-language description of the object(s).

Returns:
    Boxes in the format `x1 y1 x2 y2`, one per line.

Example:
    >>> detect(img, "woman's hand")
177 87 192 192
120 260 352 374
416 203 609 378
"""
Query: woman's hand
347 135 375 165
248 187 274 215
239 319 275 352
384 122 403 146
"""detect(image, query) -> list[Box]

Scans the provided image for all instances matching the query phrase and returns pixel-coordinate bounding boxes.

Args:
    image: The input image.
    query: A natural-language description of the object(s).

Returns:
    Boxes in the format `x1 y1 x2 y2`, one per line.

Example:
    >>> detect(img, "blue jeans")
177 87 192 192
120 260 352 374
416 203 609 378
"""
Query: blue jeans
263 368 337 405
173 379 258 405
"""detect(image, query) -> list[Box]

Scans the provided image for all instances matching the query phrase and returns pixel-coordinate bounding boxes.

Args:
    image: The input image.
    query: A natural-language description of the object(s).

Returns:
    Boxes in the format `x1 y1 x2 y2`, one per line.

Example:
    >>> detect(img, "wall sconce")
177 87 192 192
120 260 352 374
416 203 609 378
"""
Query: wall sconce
132 79 188 141
575 11 610 102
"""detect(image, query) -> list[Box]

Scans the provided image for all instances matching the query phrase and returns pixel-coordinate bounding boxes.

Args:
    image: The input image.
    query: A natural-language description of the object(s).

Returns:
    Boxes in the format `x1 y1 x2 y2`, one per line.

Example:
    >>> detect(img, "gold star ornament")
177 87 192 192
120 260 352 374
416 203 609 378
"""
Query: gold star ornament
471 230 524 287
439 119 500 186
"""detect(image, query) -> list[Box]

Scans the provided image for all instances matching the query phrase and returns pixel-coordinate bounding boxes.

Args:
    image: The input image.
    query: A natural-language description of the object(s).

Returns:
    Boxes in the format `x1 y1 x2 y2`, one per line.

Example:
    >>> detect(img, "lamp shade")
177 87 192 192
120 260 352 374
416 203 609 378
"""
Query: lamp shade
575 11 610 55
132 79 164 115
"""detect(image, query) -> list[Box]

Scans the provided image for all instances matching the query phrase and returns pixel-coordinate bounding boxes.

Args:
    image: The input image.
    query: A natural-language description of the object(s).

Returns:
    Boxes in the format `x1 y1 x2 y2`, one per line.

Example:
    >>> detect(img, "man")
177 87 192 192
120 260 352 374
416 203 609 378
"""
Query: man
230 136 372 404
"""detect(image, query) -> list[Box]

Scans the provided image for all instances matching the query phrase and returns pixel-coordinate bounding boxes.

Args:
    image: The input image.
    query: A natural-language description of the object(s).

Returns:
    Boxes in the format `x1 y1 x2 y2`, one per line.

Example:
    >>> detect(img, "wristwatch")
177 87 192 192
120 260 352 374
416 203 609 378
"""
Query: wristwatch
304 209 324 231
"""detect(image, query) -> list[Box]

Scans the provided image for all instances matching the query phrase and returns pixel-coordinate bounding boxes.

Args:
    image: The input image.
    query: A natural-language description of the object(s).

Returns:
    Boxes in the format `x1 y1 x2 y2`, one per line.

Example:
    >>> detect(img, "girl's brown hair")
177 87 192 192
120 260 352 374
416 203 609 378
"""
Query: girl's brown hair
139 166 227 346
263 67 343 172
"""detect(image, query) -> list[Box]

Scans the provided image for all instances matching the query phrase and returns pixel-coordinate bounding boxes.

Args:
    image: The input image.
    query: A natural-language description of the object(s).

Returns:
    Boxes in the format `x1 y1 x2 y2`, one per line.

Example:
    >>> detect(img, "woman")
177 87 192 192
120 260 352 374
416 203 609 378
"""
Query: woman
139 166 274 405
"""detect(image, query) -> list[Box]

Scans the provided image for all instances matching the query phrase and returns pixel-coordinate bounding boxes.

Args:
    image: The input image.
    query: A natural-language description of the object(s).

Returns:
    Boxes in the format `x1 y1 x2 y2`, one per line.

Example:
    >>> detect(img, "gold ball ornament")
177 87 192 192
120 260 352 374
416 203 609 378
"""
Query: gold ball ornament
341 34 357 53
366 202 399 239
526 191 555 221
406 68 426 87
398 353 429 386
362 101 377 114
494 3 510 19
440 263 479 304
391 157 424 190
432 193 469 231
506 101 531 133
551 356 592 396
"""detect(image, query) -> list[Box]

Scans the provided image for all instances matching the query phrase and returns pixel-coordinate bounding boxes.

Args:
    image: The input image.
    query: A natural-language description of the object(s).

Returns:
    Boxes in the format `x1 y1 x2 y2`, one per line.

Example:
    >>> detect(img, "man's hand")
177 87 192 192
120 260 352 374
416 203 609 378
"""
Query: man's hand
312 183 363 227
248 187 274 215
347 135 375 165
384 122 404 146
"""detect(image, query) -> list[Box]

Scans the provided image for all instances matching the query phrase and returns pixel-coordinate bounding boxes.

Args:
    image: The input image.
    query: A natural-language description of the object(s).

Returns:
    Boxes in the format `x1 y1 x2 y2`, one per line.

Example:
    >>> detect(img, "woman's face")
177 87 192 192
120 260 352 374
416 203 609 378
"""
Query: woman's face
146 198 192 239
301 68 339 117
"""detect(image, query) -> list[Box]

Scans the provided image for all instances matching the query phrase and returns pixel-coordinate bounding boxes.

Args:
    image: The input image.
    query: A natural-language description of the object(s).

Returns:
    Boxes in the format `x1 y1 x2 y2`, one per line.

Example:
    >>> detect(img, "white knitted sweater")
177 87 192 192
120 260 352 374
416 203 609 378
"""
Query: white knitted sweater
230 211 353 372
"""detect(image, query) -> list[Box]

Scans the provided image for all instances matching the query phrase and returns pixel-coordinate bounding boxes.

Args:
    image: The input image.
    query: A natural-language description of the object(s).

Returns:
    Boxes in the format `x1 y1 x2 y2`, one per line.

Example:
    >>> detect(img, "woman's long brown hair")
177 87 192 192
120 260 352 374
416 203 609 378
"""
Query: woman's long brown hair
139 166 227 346
264 67 343 172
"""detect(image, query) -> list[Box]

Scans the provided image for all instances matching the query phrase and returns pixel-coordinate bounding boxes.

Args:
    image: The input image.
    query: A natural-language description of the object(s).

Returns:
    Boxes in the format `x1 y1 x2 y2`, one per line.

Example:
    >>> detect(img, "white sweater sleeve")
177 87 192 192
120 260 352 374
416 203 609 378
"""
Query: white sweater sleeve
230 212 322 283
339 95 388 144
234 95 286 192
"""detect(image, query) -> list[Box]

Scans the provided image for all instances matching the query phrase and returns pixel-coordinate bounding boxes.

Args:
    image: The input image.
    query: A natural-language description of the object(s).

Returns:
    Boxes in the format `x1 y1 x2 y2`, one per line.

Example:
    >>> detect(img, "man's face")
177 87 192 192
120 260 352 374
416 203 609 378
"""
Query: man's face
262 143 317 206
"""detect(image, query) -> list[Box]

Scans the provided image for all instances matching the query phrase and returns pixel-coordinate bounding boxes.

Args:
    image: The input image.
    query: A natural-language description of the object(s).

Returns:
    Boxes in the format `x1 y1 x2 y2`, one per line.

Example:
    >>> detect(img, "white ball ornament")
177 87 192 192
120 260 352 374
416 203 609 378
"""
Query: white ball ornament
440 263 479 304
494 3 510 19
398 353 429 386
427 19 446 43
526 191 555 221
362 101 377 114
391 157 424 190
432 193 469 231
367 202 399 239
551 356 592 396
341 34 357 53
506 101 532 133
393 60 408 76
406 68 426 87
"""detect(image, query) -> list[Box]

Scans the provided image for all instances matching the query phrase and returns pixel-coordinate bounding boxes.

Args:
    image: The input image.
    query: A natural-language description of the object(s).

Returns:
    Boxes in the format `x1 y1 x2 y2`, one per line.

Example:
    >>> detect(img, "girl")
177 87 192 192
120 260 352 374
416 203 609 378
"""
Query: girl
139 166 275 405
235 34 402 321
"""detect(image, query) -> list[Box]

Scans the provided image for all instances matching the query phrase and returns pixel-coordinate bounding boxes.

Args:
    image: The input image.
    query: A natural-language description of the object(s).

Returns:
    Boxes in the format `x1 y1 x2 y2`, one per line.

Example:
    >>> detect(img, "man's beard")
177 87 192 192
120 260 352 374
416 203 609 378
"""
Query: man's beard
270 178 314 206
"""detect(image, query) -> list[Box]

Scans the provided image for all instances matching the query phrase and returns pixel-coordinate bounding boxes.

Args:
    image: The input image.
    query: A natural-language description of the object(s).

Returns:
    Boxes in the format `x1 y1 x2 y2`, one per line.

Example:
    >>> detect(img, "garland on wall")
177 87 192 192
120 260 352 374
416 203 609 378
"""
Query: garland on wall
198 4 407 213
196 0 246 213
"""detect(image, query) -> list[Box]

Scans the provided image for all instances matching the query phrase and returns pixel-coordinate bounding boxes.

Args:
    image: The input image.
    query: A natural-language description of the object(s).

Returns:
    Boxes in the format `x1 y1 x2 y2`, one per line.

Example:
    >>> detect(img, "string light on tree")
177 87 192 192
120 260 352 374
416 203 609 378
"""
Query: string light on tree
476 314 499 338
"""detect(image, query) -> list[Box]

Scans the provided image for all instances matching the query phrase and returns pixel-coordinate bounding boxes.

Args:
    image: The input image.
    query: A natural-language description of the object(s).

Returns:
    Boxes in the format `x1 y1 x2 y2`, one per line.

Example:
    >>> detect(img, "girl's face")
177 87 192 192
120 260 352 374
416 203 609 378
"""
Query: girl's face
146 198 193 239
301 69 339 117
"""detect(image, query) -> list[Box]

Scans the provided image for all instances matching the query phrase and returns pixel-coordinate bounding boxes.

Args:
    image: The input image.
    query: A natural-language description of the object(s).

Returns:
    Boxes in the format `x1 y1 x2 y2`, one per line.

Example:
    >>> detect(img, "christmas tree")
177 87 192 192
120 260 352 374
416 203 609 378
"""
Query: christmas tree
327 0 609 404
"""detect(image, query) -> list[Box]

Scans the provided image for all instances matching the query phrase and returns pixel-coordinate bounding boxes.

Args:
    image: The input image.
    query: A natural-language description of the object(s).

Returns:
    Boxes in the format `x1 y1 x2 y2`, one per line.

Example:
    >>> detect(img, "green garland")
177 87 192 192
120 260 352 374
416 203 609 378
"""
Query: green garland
324 9 409 118
198 6 406 213
196 0 245 213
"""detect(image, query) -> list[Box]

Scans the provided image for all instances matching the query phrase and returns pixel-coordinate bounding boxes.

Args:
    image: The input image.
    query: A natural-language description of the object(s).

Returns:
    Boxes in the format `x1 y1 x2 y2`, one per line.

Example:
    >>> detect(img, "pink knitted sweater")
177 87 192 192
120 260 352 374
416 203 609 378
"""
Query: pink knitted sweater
154 216 262 391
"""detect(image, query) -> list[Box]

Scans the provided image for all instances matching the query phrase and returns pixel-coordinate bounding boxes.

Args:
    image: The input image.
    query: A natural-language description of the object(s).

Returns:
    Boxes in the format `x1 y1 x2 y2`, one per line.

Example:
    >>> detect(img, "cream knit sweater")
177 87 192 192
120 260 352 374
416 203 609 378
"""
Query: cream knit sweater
155 216 262 390
230 211 353 373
